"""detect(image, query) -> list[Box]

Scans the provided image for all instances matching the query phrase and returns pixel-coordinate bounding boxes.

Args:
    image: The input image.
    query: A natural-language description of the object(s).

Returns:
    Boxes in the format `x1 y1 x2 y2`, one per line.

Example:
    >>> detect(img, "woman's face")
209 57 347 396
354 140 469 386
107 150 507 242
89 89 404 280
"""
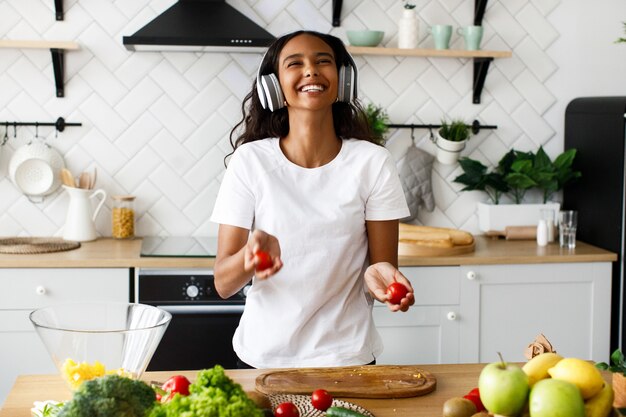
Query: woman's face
276 34 339 111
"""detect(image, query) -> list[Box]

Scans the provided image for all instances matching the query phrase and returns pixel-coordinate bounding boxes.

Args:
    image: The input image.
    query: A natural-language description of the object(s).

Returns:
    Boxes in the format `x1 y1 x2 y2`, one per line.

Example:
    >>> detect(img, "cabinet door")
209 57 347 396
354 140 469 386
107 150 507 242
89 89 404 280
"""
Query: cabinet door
459 263 611 363
0 268 130 406
373 266 461 365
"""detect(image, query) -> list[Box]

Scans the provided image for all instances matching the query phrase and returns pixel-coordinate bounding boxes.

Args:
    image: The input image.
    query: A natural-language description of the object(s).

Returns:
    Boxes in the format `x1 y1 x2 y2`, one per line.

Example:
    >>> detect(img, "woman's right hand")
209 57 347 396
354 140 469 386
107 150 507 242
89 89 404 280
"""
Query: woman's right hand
244 229 283 279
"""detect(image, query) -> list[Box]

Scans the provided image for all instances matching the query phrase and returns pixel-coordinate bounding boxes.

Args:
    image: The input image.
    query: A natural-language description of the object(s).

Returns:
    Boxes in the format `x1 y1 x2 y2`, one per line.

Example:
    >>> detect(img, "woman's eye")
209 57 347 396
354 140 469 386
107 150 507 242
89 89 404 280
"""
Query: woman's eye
287 61 302 67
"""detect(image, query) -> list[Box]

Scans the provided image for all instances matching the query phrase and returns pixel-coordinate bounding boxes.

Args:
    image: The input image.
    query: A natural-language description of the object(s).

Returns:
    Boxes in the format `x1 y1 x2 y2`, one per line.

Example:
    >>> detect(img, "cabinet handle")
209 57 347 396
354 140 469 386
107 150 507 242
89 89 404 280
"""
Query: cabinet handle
35 286 47 295
447 311 457 321
466 271 477 280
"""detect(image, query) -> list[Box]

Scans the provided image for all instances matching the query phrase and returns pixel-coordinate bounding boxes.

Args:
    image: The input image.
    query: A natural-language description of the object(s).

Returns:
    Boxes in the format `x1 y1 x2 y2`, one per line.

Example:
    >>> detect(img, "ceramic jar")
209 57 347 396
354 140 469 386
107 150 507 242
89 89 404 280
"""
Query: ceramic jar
398 8 419 49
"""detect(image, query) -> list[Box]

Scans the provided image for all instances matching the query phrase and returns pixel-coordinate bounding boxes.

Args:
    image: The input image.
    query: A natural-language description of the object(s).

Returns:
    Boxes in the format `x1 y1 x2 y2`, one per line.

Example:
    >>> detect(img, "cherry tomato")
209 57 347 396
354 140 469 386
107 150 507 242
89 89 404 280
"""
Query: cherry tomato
161 375 191 401
463 387 485 412
311 389 333 411
274 402 299 417
386 282 408 305
255 250 273 272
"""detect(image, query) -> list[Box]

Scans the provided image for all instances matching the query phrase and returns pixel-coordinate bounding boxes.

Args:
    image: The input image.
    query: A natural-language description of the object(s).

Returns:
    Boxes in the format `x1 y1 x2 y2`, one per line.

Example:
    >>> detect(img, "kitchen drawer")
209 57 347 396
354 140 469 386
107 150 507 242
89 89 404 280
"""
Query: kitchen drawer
0 310 34 332
399 266 460 305
0 268 129 309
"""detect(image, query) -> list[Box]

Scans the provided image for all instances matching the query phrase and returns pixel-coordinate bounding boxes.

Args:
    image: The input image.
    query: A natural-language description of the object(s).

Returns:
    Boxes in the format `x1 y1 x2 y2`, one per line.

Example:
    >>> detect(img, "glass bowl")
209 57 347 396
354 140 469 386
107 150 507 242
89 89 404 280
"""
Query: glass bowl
29 302 171 390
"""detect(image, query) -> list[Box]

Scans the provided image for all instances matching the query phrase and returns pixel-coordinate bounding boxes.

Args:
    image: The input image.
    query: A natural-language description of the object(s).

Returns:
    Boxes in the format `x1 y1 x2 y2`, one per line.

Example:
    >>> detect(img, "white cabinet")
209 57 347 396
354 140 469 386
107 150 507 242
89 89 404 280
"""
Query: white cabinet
0 268 129 406
459 263 611 364
374 262 612 366
373 266 462 365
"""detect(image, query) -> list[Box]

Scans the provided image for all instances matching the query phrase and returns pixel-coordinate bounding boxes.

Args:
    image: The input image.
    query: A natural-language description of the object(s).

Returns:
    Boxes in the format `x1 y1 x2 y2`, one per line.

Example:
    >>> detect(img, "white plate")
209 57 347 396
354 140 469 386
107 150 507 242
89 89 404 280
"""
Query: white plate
14 159 54 195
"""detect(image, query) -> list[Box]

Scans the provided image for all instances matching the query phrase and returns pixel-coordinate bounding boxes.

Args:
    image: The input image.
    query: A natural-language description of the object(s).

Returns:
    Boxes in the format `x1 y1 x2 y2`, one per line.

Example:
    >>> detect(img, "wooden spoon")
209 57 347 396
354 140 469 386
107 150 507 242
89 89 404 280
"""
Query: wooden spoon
61 168 75 187
90 167 97 189
78 172 90 189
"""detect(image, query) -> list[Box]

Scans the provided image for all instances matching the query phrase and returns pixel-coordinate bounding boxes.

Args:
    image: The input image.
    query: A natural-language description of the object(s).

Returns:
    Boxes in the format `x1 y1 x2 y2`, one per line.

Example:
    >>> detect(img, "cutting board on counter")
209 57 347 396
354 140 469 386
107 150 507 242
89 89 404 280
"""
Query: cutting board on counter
398 240 475 256
255 365 437 398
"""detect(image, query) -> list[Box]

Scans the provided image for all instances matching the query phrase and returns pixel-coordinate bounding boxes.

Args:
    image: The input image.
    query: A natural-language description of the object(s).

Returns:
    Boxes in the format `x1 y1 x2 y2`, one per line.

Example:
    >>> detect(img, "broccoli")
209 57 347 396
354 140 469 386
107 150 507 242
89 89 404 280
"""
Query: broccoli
149 365 264 417
58 374 156 417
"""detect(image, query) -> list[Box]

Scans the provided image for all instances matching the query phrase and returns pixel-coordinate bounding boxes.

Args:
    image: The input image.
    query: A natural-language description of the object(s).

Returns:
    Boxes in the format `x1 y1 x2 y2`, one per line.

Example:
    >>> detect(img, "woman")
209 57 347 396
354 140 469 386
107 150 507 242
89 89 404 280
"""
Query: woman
210 30 414 369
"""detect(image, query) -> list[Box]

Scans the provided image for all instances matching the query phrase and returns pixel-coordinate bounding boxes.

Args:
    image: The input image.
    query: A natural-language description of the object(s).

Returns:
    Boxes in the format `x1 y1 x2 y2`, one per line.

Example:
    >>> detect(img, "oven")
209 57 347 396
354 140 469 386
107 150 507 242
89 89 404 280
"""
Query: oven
137 268 247 371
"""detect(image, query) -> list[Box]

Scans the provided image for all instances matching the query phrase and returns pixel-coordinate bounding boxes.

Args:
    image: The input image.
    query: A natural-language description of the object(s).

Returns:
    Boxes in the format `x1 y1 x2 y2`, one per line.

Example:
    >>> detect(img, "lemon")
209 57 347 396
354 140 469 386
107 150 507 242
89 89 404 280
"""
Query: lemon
547 357 605 399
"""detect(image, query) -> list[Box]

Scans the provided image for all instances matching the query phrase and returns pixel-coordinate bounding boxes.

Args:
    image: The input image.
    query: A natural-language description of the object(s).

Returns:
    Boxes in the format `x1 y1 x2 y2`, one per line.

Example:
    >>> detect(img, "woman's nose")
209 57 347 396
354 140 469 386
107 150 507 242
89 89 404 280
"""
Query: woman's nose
304 64 318 77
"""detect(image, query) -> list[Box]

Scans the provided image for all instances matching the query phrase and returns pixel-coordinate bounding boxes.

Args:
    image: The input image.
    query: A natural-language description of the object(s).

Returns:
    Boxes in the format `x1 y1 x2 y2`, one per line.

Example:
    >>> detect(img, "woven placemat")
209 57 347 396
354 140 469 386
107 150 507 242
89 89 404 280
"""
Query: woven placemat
0 237 81 254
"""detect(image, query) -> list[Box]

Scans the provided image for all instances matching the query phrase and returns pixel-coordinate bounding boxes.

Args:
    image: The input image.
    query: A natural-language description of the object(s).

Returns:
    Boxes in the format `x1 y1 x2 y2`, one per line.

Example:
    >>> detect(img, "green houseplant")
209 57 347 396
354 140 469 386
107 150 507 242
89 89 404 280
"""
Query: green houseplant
363 103 390 146
435 118 471 165
454 147 581 232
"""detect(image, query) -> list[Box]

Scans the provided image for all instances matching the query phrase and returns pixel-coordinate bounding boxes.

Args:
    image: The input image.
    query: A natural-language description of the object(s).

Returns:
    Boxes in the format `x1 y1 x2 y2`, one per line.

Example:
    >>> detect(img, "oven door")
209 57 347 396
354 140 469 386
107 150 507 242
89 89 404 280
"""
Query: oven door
147 305 244 371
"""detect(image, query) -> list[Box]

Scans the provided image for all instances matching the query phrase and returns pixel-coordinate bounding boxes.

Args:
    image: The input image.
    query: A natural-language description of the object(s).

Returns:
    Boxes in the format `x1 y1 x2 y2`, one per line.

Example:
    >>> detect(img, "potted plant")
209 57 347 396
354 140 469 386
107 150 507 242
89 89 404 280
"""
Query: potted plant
454 147 581 232
364 103 390 146
435 118 471 165
597 348 626 409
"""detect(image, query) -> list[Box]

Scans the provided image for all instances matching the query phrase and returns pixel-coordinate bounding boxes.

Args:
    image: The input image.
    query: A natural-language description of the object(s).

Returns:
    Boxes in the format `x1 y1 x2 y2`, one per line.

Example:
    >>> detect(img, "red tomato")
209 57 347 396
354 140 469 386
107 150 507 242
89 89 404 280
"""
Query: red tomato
463 390 485 412
161 375 191 400
274 402 299 417
386 282 408 305
255 250 273 272
311 389 333 411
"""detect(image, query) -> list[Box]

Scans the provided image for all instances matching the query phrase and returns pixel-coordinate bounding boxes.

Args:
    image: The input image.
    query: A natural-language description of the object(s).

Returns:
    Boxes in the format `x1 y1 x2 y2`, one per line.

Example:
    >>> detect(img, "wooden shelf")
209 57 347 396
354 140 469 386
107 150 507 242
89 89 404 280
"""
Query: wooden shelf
348 46 512 104
0 40 80 97
347 46 511 59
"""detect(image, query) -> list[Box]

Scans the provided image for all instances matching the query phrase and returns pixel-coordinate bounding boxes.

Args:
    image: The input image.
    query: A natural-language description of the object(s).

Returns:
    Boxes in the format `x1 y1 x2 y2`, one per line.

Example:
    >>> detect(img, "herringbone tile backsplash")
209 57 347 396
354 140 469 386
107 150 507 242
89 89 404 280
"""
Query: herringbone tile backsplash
0 0 561 237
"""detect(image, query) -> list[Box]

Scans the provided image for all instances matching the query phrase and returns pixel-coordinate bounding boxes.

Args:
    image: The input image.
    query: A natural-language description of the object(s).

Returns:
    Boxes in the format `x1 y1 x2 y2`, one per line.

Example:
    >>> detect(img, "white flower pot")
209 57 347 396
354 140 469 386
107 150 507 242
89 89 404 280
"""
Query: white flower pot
435 133 467 165
477 201 561 232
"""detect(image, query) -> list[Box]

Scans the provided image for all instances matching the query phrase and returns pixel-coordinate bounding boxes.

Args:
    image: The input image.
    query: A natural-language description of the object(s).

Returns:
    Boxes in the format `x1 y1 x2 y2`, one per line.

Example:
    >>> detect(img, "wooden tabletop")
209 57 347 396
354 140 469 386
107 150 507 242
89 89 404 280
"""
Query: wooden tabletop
0 365 614 417
0 237 616 268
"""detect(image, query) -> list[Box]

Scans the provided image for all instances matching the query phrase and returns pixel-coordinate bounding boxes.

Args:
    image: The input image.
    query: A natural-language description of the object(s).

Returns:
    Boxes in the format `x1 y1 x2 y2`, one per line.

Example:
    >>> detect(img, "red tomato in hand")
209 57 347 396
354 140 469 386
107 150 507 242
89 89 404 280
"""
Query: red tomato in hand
274 402 299 417
311 389 333 411
255 250 273 272
386 282 408 305
161 375 191 400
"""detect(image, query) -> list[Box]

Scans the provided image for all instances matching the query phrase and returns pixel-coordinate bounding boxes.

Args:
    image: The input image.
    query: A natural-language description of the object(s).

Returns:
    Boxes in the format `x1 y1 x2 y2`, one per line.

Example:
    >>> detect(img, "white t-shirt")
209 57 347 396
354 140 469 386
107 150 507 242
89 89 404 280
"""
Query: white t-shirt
210 137 410 368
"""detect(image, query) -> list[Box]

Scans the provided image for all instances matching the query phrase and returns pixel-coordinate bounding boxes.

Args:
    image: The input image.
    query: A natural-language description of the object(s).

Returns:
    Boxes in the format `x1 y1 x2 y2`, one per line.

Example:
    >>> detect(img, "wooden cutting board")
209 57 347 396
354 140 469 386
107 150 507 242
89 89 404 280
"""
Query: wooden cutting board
255 365 436 398
398 241 475 257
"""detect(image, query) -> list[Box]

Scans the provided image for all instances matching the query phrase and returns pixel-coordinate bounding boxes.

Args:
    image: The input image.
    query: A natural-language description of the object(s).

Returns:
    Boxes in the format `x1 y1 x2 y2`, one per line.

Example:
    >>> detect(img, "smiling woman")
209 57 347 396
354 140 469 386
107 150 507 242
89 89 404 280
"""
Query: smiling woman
209 30 414 370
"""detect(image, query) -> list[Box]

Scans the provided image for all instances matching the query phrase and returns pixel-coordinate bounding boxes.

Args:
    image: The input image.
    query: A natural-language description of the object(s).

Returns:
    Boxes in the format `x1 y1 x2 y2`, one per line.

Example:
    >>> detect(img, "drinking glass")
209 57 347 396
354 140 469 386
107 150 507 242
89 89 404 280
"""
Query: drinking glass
559 210 577 249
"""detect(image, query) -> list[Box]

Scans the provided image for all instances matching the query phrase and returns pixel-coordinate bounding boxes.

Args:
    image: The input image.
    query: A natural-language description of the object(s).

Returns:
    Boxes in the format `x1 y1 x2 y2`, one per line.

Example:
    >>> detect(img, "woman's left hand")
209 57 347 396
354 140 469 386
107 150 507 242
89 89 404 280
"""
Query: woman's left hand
364 262 415 312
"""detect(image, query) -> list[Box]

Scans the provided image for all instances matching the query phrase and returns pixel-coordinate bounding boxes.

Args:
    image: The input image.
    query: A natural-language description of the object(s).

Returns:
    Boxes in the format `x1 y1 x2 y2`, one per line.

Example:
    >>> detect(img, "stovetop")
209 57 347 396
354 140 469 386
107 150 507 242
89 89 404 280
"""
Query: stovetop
140 236 217 258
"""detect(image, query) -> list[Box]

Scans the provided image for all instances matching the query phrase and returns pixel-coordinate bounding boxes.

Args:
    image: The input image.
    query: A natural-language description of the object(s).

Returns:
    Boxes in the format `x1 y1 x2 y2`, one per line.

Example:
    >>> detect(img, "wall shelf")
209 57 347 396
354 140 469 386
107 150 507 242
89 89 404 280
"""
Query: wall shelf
0 40 80 98
348 46 512 104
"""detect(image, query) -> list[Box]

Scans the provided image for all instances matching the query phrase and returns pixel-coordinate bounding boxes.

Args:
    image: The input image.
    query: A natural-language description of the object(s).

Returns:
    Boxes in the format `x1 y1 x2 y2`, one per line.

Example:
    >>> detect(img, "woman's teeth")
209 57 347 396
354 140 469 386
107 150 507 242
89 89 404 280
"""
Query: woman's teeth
300 85 325 92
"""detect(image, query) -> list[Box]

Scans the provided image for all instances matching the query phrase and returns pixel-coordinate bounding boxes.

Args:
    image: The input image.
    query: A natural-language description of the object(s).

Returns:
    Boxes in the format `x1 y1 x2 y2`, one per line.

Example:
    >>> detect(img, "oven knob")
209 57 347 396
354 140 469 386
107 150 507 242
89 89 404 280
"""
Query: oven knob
186 285 199 298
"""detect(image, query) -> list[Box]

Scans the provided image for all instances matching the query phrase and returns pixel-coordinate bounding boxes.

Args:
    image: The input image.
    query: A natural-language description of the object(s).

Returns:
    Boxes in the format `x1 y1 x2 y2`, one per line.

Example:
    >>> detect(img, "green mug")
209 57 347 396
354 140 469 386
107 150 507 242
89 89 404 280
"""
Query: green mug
430 24 452 50
457 25 483 50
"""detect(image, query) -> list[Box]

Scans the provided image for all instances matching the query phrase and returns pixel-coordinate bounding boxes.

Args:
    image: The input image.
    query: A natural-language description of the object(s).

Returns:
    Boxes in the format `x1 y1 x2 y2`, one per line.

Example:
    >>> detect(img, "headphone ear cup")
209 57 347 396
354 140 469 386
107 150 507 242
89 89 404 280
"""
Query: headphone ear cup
337 64 356 102
259 74 285 112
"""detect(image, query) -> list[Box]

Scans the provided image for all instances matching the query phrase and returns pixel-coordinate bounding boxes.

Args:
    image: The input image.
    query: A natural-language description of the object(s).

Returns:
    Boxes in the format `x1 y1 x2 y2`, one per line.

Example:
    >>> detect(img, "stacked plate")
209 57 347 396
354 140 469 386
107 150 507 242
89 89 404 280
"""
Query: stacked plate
8 142 65 201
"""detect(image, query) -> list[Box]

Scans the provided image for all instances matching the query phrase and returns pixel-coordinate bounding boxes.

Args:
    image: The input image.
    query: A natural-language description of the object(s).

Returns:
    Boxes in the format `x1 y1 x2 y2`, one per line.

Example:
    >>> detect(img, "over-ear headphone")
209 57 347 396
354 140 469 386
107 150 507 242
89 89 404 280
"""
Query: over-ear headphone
256 49 358 112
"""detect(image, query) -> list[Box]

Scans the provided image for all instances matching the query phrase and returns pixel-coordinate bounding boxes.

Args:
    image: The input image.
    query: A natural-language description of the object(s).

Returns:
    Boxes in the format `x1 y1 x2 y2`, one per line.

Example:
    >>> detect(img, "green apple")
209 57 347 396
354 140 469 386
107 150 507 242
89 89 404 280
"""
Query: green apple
529 378 585 417
478 356 529 416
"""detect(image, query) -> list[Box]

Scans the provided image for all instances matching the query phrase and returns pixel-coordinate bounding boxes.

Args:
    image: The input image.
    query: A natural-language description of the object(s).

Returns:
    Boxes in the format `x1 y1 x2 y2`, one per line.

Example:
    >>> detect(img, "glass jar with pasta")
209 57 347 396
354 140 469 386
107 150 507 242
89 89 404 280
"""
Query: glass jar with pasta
111 195 135 239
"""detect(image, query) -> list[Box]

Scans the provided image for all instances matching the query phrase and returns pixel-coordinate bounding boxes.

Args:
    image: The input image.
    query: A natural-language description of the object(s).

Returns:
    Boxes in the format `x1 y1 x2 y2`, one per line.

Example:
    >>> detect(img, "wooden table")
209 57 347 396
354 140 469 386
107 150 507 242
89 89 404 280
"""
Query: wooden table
0 364 615 417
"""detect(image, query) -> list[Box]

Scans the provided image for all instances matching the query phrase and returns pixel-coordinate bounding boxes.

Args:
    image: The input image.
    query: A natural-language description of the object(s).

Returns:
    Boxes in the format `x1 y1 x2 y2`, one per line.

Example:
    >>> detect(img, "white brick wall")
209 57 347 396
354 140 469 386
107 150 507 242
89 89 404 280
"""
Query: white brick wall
0 0 624 237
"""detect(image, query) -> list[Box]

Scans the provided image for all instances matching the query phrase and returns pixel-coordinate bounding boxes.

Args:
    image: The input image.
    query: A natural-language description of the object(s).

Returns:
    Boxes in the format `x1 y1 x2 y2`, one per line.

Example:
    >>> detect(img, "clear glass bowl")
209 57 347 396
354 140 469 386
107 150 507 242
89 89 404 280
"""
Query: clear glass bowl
29 302 171 390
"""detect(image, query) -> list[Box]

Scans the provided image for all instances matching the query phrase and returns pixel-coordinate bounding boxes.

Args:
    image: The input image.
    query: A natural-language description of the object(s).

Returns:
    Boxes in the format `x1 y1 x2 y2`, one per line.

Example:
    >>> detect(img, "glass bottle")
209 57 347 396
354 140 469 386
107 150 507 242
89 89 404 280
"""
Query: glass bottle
112 195 135 239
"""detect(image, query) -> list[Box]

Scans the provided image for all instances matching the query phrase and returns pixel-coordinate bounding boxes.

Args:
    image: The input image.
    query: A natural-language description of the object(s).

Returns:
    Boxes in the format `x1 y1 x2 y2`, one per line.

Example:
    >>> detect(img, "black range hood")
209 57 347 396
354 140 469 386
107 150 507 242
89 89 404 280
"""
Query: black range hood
123 0 275 52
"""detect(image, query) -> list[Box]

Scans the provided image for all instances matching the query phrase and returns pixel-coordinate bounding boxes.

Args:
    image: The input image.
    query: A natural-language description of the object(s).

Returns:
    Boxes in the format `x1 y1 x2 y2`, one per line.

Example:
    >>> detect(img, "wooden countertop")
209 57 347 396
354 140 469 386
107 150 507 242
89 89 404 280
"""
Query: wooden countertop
0 365 613 417
0 236 616 268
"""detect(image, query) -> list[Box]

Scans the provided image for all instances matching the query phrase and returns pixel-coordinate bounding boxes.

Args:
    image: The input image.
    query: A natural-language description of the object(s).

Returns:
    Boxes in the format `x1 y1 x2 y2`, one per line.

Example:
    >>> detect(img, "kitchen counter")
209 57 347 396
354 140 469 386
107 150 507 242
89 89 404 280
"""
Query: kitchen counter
0 364 613 417
0 236 616 268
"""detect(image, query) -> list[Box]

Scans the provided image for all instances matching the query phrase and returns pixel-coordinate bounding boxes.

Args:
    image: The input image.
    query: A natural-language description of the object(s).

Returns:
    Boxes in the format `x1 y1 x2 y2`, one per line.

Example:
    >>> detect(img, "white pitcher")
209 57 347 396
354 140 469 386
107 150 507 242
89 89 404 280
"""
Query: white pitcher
62 185 107 242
